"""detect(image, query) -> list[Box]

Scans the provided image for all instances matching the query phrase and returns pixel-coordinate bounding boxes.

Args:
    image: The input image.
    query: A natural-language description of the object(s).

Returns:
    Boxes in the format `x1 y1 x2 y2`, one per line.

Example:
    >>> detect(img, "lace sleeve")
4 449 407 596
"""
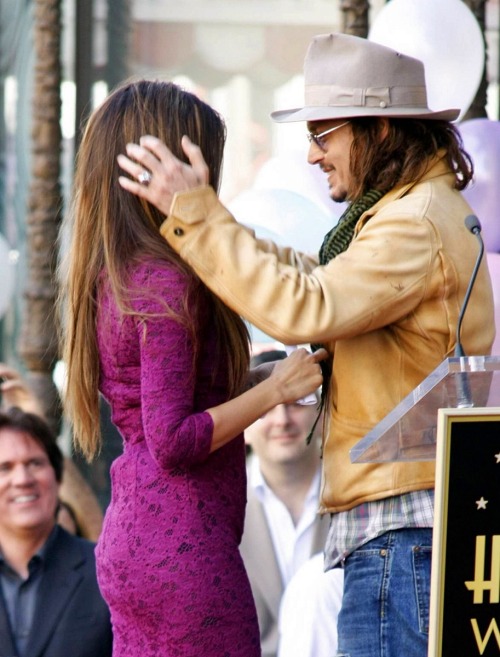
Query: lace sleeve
133 265 214 469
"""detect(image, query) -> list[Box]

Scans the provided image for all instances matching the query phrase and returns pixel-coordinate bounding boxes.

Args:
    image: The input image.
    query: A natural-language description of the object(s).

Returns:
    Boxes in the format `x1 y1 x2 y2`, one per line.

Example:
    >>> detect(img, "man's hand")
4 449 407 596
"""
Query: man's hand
117 135 210 216
0 363 44 415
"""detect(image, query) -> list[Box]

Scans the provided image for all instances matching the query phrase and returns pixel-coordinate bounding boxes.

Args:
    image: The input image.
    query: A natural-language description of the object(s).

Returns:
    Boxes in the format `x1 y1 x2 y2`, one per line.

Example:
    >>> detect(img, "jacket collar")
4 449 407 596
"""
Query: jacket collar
355 150 451 234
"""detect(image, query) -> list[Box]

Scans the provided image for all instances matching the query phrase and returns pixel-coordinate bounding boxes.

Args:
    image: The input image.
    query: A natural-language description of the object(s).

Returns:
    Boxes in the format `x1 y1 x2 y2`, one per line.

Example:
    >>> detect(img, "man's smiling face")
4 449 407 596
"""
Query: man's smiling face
307 119 354 203
0 428 59 538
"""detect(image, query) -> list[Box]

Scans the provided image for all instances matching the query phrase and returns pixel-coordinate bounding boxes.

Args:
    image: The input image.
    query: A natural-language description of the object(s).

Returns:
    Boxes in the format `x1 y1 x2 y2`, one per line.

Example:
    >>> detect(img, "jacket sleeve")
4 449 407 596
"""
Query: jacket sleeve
161 186 436 345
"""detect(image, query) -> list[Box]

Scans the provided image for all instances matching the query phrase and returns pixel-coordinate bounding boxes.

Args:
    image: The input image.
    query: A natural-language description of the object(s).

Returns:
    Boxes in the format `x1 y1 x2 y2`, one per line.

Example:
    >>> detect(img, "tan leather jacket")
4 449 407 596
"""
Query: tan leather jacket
161 155 495 512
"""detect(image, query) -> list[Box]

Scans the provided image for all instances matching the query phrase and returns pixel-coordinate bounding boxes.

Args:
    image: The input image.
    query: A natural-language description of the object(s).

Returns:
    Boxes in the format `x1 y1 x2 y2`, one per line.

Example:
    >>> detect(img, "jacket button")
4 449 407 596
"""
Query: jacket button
173 227 184 237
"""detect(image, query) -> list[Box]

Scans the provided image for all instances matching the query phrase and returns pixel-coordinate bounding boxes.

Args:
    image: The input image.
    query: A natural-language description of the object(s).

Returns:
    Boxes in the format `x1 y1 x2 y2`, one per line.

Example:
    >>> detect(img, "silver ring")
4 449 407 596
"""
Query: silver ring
137 170 152 186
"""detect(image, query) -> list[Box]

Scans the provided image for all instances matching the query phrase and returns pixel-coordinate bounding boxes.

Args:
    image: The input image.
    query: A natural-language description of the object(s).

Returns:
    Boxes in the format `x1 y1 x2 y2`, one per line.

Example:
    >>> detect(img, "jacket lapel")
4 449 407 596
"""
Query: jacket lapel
355 152 450 235
24 528 85 657
0 591 17 656
241 488 283 618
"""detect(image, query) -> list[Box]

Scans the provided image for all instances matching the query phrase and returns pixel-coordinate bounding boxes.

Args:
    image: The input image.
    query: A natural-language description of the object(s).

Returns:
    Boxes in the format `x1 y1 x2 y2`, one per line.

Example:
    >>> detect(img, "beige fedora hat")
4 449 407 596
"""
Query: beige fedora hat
272 33 459 123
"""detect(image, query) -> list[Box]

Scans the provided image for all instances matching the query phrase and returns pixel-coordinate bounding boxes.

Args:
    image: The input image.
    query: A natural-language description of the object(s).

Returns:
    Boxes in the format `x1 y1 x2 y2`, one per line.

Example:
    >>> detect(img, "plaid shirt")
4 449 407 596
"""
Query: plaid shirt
324 489 435 569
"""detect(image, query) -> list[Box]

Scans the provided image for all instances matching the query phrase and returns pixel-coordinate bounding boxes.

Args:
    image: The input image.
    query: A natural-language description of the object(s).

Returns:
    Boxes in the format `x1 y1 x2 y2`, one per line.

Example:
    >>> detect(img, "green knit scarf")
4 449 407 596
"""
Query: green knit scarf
307 189 383 443
318 189 383 265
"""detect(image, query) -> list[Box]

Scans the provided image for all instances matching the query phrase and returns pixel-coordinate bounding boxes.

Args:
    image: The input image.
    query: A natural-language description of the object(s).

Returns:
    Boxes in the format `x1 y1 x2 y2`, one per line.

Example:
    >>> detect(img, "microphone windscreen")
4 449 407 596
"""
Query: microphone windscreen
464 214 482 234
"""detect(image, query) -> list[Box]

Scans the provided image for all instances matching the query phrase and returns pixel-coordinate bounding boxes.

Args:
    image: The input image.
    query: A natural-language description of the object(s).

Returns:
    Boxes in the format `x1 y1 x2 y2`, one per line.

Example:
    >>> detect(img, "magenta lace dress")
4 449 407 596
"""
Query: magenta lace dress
95 260 260 657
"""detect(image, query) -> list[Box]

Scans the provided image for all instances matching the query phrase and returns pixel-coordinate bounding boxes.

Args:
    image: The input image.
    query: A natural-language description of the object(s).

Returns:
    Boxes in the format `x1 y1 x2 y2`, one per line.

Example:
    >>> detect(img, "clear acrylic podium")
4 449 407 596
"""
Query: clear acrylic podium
350 355 500 463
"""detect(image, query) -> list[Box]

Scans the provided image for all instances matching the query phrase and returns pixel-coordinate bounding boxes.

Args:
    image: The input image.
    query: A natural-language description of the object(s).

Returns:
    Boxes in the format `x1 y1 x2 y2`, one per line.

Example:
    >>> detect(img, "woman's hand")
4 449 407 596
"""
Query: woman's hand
207 347 328 453
268 347 328 405
116 135 210 215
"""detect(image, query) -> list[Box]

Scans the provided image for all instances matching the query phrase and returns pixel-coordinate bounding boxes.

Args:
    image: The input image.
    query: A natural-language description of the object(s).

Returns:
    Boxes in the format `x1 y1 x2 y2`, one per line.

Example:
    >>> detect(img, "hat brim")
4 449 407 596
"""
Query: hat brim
271 105 460 123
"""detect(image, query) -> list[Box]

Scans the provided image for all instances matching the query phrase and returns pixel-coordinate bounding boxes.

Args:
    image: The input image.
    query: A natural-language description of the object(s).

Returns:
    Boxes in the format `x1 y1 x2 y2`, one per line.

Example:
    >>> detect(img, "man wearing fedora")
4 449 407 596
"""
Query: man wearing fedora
117 33 495 657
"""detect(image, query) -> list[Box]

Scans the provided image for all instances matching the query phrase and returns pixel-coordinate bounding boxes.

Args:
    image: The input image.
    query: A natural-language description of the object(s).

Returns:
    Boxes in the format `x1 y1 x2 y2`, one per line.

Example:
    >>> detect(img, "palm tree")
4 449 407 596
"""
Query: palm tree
18 0 63 433
340 0 370 37
462 0 488 118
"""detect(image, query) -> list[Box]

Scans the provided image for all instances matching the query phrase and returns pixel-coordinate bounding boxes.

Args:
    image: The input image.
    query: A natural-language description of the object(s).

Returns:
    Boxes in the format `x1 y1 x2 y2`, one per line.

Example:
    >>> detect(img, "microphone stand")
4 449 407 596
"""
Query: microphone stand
454 215 484 408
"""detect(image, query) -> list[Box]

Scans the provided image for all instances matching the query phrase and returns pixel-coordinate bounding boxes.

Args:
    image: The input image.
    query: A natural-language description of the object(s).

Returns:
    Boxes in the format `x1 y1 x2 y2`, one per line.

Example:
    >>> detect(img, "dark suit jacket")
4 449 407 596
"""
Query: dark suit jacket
240 476 330 657
0 526 112 657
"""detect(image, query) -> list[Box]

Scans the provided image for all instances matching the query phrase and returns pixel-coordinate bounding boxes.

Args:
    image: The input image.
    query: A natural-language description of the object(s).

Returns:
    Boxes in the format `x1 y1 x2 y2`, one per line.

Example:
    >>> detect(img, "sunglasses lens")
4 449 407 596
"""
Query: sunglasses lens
307 134 322 149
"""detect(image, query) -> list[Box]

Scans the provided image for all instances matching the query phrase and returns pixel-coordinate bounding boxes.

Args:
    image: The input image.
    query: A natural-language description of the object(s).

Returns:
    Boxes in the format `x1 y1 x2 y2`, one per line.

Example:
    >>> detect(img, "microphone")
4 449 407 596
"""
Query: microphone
454 214 484 408
454 215 484 357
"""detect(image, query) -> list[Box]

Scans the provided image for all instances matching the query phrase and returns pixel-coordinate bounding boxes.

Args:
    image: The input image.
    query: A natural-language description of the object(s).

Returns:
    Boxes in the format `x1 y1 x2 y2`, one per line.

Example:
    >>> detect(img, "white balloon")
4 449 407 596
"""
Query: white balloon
253 148 346 221
227 189 334 347
0 234 15 319
369 0 484 120
227 187 336 255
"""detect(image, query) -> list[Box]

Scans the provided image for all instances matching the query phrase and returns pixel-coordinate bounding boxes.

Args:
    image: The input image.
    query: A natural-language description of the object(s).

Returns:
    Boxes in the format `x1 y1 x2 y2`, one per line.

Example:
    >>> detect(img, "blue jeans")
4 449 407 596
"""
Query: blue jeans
336 528 432 657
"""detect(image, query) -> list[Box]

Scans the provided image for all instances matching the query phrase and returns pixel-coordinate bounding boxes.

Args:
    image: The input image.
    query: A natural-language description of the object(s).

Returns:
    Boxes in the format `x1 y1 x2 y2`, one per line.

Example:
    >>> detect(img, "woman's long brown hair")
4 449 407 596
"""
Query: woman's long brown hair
59 80 249 460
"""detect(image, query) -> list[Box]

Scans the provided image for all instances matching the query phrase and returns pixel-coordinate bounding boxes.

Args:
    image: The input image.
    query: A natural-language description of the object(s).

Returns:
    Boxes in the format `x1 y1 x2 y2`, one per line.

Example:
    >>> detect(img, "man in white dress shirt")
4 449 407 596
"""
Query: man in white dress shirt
278 552 343 657
240 350 330 657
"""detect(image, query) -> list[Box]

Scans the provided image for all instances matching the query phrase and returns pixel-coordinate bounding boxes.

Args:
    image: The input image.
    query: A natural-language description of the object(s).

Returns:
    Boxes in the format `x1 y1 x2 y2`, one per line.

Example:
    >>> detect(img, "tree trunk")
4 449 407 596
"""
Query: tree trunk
18 0 63 434
461 0 488 119
340 0 370 37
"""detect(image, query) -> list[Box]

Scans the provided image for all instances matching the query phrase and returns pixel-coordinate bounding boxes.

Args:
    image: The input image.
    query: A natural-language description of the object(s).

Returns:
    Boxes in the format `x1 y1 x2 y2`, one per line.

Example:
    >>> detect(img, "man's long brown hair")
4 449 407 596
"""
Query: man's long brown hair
59 80 250 460
348 118 473 200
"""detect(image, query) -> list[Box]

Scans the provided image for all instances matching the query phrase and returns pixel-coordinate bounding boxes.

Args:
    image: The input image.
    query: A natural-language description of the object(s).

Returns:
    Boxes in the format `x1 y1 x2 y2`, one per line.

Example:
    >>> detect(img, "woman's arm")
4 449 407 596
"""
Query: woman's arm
139 305 326 463
131 266 326 467
207 347 326 452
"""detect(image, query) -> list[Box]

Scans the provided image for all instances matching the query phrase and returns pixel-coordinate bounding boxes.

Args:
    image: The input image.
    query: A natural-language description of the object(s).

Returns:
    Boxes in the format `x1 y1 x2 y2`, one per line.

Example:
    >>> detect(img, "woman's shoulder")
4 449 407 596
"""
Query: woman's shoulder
97 257 206 318
129 257 193 290
128 257 207 317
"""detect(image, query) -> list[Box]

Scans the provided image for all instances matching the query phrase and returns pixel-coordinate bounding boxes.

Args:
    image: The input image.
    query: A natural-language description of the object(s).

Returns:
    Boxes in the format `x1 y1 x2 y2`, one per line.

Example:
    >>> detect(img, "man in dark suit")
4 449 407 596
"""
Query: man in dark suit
240 350 330 657
0 406 112 657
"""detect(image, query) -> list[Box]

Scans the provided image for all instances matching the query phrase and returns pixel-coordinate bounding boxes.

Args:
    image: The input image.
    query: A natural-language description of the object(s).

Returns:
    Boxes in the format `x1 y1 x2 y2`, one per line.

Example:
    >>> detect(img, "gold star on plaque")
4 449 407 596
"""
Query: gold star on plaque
475 497 488 510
